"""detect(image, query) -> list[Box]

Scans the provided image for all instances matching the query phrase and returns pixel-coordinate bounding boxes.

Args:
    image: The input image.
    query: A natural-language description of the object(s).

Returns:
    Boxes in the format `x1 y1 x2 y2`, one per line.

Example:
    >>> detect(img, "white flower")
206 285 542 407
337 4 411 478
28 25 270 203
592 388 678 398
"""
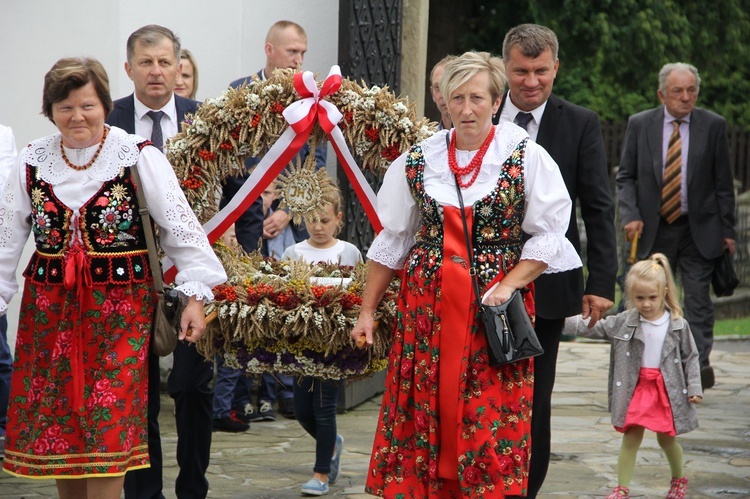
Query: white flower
398 117 413 132
394 102 408 114
192 118 209 135
116 267 125 276
229 302 238 316
262 84 284 96
239 305 251 318
355 140 372 156
361 98 375 110
246 94 261 109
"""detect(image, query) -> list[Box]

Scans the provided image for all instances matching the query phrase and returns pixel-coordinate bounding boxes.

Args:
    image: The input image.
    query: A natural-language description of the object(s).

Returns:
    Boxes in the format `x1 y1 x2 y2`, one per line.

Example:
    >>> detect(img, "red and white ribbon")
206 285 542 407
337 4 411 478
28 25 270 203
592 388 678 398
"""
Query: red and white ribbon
163 66 382 282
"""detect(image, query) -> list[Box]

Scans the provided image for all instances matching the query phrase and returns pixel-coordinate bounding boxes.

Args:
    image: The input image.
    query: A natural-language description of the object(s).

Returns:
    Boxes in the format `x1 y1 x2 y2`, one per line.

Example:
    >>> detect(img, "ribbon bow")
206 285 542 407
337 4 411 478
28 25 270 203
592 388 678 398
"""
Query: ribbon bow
284 66 343 135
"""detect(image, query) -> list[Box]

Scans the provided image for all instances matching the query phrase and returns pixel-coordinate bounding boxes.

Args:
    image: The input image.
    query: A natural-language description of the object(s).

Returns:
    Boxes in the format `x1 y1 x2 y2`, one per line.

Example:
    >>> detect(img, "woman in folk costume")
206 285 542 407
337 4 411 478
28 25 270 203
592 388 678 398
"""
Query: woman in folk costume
0 57 226 498
351 51 581 497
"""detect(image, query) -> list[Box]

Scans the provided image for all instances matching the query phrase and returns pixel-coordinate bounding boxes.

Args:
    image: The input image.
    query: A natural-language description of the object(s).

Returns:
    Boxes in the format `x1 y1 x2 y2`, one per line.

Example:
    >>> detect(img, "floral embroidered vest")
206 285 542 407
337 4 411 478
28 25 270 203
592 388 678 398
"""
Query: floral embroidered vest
23 151 152 286
405 139 528 288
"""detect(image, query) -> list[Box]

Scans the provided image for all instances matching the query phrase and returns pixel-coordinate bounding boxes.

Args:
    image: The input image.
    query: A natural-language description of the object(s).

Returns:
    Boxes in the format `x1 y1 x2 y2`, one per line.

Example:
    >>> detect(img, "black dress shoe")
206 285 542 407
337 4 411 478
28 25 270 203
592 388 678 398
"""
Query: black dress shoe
700 365 715 390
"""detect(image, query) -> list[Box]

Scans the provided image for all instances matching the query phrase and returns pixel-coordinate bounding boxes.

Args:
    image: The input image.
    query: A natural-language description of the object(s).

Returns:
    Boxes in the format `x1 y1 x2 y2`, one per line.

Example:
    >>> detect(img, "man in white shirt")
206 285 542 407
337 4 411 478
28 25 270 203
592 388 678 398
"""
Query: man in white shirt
106 24 212 499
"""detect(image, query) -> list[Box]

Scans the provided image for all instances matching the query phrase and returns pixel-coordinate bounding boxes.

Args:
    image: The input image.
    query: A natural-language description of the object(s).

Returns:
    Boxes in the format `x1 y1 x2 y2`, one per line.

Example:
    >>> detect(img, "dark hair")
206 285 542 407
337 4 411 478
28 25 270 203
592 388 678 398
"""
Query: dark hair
42 57 112 123
127 24 181 65
502 24 559 62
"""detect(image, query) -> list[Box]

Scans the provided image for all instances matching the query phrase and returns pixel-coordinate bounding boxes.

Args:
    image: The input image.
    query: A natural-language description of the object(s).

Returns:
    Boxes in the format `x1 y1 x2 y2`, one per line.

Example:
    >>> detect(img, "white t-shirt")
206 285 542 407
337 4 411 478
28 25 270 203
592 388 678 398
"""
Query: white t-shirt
282 239 363 266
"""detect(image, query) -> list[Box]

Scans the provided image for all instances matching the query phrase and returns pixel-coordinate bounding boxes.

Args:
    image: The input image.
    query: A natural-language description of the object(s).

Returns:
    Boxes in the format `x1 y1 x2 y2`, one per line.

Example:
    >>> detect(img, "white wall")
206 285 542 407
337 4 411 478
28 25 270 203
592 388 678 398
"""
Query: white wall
0 0 339 350
0 0 339 149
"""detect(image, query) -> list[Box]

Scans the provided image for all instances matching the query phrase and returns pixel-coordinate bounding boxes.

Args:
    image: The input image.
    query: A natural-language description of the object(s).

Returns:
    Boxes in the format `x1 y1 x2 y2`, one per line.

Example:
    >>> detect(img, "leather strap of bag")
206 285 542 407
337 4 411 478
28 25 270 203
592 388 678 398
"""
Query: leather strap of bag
130 165 165 294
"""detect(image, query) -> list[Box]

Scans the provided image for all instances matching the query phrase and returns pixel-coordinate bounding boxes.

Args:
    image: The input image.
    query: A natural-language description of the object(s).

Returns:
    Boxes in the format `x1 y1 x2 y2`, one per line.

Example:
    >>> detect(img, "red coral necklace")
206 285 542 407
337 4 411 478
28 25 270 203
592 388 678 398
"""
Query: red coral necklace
448 126 496 188
60 127 109 172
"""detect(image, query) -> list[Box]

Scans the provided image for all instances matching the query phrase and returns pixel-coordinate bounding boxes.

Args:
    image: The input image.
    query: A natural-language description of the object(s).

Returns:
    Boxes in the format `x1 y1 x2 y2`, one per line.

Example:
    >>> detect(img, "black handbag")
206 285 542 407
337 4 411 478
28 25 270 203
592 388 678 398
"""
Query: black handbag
453 174 544 366
712 249 740 297
131 165 183 356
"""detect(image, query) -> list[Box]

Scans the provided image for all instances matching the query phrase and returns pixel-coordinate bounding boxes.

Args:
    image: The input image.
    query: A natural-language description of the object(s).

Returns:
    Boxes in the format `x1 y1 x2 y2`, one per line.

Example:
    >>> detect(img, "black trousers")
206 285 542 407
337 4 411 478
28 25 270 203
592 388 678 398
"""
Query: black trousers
124 342 214 499
651 216 716 366
508 316 564 499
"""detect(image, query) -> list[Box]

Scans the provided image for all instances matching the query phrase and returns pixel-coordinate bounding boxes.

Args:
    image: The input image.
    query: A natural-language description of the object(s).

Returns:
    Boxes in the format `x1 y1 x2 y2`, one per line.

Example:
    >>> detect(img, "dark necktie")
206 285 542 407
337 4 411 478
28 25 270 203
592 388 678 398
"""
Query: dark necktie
514 112 533 131
147 110 165 151
660 120 683 223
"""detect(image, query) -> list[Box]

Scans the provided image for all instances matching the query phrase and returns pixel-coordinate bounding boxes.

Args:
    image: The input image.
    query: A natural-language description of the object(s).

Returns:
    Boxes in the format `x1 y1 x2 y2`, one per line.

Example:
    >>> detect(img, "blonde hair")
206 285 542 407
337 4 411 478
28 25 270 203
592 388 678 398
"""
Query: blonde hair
179 48 199 99
316 178 344 236
440 51 506 105
625 253 683 318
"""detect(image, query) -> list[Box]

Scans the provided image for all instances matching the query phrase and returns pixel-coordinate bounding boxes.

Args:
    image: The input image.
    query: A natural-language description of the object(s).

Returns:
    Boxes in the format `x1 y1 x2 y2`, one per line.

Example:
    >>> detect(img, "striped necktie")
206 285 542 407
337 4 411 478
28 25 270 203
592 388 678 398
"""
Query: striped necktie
660 120 683 223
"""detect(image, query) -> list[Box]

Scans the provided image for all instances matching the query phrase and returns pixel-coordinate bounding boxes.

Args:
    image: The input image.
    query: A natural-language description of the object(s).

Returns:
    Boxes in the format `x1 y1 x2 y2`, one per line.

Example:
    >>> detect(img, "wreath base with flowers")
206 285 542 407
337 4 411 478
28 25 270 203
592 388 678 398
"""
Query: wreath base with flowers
167 68 434 379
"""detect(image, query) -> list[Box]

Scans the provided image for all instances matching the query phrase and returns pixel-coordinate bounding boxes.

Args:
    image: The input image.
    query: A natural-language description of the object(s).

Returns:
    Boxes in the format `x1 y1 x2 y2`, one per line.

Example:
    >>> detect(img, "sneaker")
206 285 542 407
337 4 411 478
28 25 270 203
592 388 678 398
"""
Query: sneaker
212 415 250 433
242 404 265 423
258 400 276 421
701 365 715 389
666 476 688 499
278 397 295 419
300 478 329 496
329 434 344 485
231 409 252 424
607 485 630 499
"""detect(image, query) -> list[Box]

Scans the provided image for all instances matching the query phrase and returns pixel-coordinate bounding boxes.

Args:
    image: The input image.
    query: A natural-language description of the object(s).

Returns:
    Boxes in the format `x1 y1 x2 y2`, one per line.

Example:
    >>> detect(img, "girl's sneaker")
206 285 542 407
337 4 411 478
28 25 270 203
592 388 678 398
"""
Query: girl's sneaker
300 478 329 496
607 485 630 499
666 476 688 499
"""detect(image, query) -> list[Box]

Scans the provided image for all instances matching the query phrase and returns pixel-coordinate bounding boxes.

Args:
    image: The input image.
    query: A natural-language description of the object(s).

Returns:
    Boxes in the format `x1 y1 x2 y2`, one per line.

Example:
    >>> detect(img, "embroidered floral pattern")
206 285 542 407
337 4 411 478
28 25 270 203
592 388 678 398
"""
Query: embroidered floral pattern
366 140 534 497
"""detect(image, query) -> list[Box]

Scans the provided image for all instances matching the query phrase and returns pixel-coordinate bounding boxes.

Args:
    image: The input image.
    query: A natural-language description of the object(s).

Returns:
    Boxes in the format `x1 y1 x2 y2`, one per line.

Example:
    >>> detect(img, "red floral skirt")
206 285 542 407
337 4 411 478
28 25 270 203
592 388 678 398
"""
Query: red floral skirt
3 280 153 478
365 262 534 498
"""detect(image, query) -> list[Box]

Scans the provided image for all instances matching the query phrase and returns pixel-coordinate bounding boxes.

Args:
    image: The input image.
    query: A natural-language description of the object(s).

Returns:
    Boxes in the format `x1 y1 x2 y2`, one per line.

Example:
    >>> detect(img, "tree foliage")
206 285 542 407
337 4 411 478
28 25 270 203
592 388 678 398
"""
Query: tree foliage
458 0 750 126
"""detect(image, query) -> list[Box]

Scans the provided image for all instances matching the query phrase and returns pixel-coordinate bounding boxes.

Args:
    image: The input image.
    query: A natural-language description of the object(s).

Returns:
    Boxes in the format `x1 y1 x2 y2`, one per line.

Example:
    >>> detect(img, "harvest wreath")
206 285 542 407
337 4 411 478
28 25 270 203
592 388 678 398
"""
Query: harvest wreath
164 67 434 379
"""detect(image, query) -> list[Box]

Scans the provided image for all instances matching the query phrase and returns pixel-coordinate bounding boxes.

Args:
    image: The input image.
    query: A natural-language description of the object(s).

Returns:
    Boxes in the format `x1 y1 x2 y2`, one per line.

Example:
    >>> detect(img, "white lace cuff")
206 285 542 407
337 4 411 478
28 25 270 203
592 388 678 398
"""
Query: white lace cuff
175 281 216 303
366 229 416 270
522 232 582 274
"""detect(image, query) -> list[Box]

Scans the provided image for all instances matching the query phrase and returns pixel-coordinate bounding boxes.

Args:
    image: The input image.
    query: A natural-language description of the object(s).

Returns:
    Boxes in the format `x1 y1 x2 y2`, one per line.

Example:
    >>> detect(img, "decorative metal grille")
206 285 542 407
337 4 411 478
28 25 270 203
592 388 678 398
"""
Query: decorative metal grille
338 0 403 252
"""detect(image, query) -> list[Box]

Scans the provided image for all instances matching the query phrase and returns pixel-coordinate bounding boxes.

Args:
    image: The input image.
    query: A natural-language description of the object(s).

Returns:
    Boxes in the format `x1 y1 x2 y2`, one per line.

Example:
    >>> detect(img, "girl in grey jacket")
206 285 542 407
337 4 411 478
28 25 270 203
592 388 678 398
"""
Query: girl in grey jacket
566 253 702 499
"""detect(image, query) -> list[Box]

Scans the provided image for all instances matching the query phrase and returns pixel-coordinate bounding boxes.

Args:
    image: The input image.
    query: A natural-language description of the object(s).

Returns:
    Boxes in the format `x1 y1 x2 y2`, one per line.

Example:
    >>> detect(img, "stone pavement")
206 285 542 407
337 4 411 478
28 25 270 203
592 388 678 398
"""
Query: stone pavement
1 339 749 498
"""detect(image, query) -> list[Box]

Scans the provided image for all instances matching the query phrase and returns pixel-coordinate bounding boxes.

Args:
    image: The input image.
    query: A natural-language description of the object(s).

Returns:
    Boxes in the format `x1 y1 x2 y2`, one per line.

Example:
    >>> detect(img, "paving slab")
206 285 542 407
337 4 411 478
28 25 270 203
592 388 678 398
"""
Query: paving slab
1 339 748 498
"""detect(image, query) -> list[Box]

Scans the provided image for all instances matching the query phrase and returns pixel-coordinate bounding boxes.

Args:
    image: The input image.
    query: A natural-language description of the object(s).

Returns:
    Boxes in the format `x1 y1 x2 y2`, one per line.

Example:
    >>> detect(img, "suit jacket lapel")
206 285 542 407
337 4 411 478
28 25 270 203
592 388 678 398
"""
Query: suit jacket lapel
536 93 562 149
116 95 137 134
686 108 705 187
647 108 664 187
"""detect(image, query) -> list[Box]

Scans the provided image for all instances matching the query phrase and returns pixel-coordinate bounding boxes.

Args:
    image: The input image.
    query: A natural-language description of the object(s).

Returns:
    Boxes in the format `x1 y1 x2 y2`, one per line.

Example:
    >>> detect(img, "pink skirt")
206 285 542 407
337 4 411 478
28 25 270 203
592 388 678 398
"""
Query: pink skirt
617 367 676 436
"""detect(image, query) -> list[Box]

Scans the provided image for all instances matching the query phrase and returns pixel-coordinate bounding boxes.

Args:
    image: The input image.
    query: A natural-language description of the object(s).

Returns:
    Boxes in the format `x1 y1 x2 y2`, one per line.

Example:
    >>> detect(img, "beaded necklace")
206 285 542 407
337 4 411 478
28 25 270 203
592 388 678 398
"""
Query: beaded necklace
448 125 496 188
60 127 109 172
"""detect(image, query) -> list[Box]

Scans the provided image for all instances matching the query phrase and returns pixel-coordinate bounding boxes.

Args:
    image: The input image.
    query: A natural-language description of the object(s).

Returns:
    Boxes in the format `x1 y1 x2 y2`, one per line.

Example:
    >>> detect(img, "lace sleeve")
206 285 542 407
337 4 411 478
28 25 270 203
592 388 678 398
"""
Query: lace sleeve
135 146 227 299
521 140 582 273
366 229 415 270
0 149 31 312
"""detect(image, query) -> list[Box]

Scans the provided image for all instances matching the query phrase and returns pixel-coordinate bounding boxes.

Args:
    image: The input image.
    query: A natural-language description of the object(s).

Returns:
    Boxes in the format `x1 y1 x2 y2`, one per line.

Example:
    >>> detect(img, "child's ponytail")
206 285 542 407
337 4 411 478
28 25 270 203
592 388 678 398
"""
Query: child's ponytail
625 253 683 318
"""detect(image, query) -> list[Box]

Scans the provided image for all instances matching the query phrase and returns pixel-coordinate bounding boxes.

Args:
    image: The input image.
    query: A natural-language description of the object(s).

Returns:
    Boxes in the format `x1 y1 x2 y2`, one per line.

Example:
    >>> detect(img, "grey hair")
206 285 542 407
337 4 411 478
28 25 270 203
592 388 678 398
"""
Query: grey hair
658 63 701 94
440 51 506 105
127 25 181 64
502 23 559 62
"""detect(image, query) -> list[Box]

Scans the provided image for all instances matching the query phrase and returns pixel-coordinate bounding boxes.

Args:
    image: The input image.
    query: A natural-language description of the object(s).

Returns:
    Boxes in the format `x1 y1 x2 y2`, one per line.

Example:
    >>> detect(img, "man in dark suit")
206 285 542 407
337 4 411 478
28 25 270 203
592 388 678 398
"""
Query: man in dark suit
616 62 736 390
107 24 224 499
493 24 618 498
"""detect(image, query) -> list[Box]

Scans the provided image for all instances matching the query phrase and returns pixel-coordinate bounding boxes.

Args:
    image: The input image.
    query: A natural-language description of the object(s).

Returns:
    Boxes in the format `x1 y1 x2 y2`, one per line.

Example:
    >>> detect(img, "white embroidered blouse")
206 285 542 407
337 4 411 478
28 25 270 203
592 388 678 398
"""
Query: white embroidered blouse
0 125 226 314
367 124 583 272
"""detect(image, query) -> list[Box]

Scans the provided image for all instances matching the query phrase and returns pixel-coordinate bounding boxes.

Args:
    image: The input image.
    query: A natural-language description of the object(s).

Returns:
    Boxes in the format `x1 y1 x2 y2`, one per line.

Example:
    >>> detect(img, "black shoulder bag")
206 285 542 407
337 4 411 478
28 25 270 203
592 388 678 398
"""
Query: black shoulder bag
450 141 543 366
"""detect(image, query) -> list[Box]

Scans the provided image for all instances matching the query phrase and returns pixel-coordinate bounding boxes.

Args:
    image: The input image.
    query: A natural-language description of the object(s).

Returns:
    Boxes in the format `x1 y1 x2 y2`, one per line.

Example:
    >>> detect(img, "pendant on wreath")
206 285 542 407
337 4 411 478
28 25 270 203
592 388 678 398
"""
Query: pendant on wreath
275 150 338 226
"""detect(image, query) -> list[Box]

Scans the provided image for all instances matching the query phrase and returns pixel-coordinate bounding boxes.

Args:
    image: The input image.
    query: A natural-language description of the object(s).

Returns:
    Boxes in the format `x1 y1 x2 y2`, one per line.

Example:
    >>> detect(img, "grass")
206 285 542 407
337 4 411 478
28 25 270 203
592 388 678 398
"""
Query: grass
715 316 750 336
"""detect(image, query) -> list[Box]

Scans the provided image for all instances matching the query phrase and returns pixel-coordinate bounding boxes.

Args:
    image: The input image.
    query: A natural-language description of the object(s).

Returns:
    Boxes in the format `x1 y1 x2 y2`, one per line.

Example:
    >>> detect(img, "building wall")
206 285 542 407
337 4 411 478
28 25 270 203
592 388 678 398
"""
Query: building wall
0 0 339 349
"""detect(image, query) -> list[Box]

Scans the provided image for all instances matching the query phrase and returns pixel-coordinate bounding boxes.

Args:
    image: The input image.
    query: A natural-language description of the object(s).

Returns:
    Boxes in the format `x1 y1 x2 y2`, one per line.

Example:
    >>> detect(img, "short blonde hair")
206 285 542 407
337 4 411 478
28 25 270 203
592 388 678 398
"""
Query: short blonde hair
440 51 506 105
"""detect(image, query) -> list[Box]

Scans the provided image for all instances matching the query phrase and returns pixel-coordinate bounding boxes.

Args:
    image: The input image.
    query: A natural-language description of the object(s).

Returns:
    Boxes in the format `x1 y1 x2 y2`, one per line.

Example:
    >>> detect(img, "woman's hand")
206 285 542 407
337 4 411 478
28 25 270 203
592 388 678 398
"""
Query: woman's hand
688 395 703 404
482 282 516 306
179 295 206 342
352 312 376 348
